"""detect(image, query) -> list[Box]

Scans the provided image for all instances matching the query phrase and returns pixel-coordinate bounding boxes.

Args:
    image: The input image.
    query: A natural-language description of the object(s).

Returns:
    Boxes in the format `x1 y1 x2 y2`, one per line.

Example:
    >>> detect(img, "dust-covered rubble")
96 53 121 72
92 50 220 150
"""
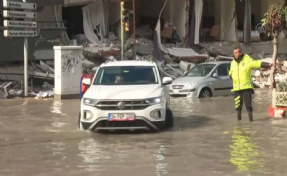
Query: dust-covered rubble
2 31 284 99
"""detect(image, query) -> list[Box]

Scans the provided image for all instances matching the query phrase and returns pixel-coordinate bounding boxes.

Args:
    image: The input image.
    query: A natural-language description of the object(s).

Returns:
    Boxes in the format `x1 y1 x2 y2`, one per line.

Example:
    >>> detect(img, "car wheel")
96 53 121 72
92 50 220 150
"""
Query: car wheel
164 108 174 128
199 88 212 98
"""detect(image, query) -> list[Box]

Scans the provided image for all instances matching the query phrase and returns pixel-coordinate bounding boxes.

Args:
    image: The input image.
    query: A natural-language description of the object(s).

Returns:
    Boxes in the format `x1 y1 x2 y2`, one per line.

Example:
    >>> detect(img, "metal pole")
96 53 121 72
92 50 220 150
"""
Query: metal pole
23 0 28 96
120 1 124 60
133 0 136 56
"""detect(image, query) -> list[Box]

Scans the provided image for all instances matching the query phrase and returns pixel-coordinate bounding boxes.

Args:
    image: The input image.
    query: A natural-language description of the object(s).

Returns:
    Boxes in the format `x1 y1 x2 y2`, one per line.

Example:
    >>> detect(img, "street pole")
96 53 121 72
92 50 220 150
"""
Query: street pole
23 0 28 96
120 1 124 61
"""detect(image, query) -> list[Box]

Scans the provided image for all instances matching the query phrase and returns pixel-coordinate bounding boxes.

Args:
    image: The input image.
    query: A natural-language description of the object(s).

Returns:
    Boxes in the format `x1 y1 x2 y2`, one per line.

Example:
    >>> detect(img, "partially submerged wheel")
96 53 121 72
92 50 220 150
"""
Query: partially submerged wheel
164 108 174 128
199 88 212 98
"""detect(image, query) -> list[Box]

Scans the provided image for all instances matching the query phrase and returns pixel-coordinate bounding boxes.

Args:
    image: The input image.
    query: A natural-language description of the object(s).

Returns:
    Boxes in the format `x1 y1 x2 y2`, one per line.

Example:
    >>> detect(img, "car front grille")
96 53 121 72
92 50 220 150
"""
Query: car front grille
172 85 184 89
95 100 149 110
95 120 147 128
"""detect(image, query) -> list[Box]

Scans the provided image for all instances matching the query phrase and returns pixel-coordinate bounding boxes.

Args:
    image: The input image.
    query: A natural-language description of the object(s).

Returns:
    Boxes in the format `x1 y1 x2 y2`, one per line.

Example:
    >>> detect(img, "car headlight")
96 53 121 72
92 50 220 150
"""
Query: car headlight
145 96 165 105
185 82 197 89
83 98 99 106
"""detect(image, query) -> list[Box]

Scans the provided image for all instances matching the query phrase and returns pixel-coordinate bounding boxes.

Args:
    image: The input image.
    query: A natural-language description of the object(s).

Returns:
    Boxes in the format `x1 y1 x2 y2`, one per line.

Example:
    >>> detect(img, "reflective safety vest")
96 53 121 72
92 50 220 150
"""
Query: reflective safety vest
229 54 262 92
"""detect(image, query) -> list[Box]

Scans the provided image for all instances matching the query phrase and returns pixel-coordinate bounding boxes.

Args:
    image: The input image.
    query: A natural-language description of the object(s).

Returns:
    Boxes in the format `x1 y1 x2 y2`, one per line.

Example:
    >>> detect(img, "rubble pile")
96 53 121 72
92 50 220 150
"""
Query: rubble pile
2 24 286 99
0 58 97 99
0 80 54 99
253 60 287 88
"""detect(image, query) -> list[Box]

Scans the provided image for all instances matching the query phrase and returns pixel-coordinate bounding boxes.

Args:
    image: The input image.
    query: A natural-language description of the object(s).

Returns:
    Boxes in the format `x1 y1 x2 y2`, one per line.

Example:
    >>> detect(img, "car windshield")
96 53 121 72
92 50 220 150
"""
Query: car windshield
184 64 215 77
93 66 159 85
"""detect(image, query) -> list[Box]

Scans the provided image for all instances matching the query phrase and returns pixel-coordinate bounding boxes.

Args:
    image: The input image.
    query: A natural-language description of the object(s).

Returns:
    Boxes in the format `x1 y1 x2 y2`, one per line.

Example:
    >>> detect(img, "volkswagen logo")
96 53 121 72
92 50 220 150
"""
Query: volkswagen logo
118 101 125 110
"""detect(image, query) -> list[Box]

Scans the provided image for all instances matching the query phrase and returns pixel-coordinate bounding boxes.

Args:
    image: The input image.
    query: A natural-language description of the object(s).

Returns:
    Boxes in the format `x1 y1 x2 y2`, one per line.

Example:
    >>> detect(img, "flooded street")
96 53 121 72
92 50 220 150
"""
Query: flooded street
1 89 287 176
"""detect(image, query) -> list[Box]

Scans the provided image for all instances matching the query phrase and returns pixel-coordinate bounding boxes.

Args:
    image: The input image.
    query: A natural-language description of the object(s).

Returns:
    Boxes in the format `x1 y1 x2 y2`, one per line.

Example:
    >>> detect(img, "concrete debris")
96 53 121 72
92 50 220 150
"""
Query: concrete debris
0 82 12 99
252 60 287 88
3 29 285 99
82 43 121 60
0 79 55 99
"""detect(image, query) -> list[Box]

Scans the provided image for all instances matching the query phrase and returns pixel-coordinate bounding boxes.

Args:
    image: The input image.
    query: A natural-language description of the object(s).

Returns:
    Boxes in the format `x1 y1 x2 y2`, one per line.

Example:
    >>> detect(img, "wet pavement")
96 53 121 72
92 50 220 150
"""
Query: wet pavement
1 89 287 176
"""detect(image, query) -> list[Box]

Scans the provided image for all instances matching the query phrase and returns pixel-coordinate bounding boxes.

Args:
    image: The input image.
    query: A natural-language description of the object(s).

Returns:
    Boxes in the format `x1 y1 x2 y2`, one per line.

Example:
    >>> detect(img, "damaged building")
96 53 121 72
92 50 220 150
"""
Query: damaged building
1 0 287 99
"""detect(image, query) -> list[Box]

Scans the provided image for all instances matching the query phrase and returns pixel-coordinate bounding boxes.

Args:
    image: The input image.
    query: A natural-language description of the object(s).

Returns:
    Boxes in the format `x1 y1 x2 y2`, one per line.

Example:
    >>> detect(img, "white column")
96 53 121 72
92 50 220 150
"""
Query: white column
54 46 83 100
221 0 236 41
194 0 203 44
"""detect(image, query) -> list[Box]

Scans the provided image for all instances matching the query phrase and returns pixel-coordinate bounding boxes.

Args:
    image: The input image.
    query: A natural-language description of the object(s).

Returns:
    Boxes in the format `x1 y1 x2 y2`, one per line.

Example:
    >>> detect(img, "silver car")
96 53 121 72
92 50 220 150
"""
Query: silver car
169 61 233 98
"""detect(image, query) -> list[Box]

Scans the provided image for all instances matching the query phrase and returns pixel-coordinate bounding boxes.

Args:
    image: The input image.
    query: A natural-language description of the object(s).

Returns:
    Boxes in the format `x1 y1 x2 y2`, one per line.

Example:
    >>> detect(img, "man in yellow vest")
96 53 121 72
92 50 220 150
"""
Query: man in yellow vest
229 46 274 122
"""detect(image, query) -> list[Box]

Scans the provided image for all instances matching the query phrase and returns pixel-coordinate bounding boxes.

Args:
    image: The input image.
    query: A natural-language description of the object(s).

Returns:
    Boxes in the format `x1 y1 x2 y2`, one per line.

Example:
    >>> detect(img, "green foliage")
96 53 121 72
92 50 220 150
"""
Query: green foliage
261 3 286 36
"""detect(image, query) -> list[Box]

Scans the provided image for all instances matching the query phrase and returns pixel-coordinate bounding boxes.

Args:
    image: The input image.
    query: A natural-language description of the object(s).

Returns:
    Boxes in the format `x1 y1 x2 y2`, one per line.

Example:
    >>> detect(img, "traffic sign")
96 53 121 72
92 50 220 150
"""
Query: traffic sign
4 30 38 37
2 0 38 97
3 1 37 10
3 20 37 28
3 10 36 19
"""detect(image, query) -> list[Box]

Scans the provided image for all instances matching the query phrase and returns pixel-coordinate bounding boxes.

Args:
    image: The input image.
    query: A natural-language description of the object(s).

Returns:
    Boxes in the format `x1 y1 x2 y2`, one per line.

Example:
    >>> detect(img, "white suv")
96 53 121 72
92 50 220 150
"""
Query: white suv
79 60 174 132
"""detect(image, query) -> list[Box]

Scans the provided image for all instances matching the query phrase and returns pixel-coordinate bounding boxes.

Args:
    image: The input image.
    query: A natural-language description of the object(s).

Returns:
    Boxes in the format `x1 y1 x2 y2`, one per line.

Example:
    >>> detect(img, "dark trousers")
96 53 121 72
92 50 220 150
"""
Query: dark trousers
234 89 253 112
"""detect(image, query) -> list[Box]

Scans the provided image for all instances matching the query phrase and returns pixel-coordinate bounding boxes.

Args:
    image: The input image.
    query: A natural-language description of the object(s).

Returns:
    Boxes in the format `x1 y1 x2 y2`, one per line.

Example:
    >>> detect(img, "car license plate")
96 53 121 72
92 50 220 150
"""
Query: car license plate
108 113 135 121
173 90 179 94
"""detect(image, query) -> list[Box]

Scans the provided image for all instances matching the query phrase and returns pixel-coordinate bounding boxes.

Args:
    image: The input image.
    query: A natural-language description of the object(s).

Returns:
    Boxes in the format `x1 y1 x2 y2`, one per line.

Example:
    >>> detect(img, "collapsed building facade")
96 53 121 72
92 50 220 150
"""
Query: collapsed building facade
0 0 287 98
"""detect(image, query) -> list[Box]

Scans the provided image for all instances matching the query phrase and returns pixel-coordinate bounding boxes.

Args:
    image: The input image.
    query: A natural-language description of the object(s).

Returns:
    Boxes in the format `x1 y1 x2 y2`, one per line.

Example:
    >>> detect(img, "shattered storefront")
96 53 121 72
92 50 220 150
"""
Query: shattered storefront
0 0 212 99
214 0 286 43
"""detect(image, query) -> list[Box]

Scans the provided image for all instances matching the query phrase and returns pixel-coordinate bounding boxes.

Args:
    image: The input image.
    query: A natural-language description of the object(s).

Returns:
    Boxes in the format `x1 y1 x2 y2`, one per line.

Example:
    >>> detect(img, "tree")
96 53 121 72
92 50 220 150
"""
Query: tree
261 4 286 89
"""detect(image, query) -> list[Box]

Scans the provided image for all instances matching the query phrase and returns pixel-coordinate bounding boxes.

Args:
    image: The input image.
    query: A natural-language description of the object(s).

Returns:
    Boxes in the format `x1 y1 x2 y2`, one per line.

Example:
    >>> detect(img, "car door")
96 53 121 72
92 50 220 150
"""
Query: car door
211 63 232 96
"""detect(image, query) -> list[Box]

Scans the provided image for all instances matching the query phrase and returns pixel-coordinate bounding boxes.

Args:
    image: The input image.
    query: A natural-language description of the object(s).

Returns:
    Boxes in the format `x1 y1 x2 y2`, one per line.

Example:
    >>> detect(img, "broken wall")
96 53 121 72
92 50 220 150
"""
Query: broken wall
220 0 236 41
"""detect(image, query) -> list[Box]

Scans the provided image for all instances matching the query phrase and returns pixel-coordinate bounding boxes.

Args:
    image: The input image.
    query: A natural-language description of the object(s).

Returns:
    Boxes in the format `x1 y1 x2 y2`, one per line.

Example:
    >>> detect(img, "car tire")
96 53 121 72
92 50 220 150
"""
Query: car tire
199 88 212 98
164 108 174 128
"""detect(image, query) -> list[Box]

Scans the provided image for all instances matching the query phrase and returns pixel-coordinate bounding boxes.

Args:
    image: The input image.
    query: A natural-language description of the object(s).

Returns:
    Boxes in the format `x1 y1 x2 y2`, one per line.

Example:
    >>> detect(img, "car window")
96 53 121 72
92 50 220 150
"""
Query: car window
93 66 158 85
184 64 216 77
217 64 228 76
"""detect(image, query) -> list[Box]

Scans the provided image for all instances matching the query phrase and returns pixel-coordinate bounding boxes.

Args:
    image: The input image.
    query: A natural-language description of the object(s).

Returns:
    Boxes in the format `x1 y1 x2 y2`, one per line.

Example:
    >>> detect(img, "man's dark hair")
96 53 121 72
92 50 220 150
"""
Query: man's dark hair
234 44 242 52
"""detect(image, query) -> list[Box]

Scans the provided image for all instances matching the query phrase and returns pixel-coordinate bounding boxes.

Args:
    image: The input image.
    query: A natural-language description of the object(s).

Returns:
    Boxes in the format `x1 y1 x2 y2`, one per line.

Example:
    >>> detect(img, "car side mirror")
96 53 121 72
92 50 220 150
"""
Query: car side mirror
82 78 91 86
162 77 173 85
212 72 218 78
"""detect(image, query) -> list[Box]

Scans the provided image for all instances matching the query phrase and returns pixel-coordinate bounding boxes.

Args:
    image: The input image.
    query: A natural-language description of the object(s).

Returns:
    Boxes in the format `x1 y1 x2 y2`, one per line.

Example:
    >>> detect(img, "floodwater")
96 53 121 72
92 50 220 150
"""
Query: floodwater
1 89 287 176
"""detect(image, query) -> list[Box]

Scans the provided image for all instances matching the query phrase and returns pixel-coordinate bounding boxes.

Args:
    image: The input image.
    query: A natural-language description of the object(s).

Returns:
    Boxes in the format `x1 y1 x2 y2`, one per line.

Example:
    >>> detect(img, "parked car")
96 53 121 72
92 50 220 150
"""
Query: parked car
79 60 174 132
169 61 233 98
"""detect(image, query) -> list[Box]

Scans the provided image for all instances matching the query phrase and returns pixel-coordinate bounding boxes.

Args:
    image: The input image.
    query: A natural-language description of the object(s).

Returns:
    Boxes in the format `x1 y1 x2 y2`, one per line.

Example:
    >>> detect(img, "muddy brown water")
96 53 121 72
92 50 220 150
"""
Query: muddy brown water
1 89 287 176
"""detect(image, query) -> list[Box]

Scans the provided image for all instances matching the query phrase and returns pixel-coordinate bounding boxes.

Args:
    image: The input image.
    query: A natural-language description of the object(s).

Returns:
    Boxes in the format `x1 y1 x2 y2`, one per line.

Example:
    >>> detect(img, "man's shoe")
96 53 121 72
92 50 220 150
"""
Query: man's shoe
237 111 242 121
248 111 253 122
